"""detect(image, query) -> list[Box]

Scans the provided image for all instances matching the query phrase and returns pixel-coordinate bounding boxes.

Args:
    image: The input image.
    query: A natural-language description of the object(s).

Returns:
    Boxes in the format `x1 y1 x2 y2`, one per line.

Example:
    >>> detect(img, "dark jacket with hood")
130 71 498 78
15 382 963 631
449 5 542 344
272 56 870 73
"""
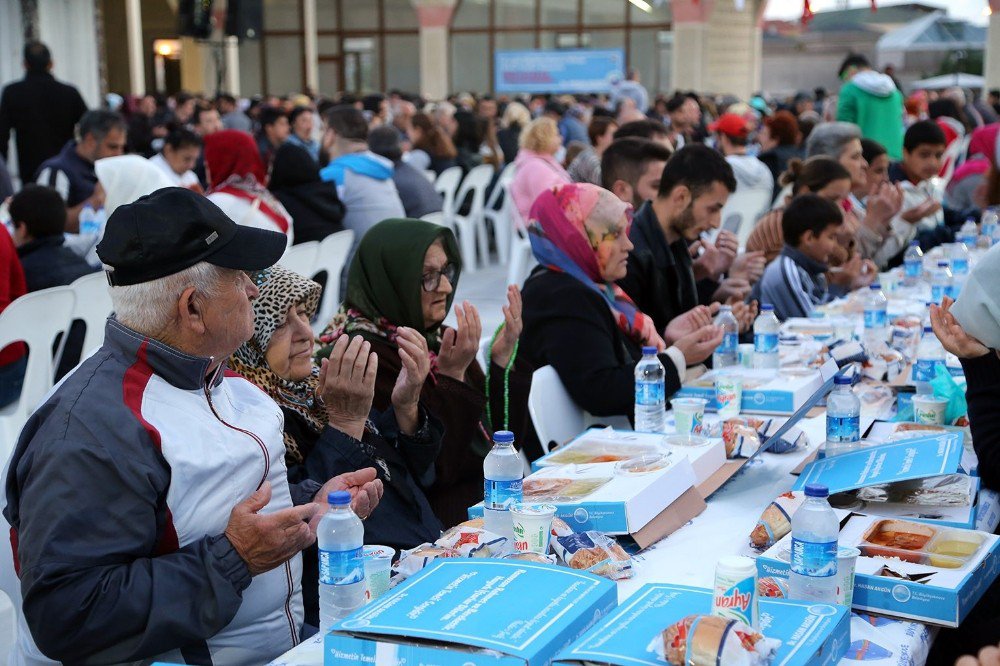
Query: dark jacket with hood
269 143 346 244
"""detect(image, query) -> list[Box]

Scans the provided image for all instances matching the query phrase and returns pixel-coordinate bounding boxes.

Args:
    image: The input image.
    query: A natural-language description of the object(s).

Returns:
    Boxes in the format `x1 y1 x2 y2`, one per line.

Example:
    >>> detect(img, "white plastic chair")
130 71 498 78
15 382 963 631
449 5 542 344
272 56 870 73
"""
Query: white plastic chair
0 287 76 447
421 211 457 234
312 230 355 333
62 272 114 362
450 164 496 272
279 240 320 280
434 166 463 224
940 133 972 186
719 186 773 248
528 366 585 455
483 165 517 265
423 170 436 183
507 225 536 287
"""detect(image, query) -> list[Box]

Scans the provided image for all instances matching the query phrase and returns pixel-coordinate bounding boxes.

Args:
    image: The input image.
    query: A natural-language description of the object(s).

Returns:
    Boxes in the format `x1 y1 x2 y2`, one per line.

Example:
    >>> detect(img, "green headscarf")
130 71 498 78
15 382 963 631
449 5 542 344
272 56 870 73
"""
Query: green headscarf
319 219 463 352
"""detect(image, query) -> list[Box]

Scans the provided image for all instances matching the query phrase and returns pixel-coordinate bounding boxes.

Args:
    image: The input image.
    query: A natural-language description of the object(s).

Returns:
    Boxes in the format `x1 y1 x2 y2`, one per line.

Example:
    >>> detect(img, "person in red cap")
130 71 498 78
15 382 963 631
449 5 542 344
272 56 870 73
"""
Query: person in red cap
709 112 774 208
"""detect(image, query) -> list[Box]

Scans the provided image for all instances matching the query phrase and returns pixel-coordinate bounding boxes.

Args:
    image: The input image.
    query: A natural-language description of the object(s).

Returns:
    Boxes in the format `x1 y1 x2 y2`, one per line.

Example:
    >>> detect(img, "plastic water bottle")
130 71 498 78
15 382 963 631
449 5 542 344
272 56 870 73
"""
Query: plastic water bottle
634 347 667 433
823 376 861 458
712 305 739 369
981 207 999 246
913 327 944 395
958 217 979 249
950 242 970 276
931 261 952 305
752 304 780 370
79 205 103 236
862 283 888 347
788 484 839 604
317 490 366 629
483 431 523 545
903 241 923 286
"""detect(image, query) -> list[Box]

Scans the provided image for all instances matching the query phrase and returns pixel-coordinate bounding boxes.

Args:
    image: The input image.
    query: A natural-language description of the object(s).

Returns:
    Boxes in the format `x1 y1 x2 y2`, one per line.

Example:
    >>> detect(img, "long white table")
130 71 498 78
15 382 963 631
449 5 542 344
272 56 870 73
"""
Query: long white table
270 403 938 666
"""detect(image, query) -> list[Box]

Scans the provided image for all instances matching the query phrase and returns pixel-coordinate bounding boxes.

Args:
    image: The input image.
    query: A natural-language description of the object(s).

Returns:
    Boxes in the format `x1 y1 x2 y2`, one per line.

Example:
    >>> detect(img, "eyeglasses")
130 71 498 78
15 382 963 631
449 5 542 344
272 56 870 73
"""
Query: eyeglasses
422 263 457 292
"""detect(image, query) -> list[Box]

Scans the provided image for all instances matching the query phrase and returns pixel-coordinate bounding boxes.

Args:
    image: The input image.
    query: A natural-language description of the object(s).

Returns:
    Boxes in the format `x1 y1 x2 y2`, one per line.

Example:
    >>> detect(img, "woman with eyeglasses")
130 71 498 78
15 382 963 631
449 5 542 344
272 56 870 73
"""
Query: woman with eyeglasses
318 219 524 527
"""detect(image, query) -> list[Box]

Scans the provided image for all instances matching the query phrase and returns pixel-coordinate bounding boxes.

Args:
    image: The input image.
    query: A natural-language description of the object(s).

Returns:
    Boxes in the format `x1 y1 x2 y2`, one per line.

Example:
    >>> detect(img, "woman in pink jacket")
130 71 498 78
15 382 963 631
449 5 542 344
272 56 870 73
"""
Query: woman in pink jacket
510 117 571 227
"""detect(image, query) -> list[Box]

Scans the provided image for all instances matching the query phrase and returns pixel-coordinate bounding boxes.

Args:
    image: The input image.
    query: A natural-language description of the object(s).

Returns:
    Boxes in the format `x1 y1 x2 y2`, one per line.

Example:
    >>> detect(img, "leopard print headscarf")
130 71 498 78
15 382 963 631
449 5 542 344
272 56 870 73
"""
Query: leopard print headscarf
230 265 324 466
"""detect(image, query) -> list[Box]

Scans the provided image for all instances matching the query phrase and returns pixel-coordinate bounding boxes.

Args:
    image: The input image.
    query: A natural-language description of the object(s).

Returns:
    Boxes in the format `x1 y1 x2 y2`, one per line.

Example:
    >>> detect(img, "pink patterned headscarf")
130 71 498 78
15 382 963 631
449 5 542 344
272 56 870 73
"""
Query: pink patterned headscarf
528 183 666 350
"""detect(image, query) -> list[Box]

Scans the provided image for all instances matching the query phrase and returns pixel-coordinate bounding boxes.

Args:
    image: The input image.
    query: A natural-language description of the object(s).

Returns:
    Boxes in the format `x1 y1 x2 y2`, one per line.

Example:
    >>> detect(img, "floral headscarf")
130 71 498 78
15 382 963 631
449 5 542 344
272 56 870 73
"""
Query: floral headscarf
230 265 323 465
528 182 665 350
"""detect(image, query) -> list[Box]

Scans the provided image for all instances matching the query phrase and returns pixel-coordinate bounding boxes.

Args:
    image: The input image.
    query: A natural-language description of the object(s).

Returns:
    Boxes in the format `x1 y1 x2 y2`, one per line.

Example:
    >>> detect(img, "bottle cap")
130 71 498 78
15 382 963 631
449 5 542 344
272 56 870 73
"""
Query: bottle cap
720 304 732 311
910 240 919 246
869 283 881 290
834 375 852 385
761 303 774 311
493 430 515 444
937 261 949 267
923 326 933 333
328 490 352 505
804 483 829 498
641 345 658 355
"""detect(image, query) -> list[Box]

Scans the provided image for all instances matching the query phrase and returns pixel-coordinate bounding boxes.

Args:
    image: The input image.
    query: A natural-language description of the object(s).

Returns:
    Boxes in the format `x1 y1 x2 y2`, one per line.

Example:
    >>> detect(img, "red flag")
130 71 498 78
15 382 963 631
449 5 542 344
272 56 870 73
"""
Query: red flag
871 0 878 12
801 0 814 24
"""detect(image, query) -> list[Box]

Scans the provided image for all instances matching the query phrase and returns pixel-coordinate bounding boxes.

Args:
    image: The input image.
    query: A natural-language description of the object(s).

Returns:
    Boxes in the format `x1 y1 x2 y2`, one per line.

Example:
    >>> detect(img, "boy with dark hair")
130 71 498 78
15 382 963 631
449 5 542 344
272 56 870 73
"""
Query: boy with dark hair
601 137 673 209
9 185 94 292
752 194 843 321
881 120 959 260
256 105 289 167
150 128 202 189
618 145 758 337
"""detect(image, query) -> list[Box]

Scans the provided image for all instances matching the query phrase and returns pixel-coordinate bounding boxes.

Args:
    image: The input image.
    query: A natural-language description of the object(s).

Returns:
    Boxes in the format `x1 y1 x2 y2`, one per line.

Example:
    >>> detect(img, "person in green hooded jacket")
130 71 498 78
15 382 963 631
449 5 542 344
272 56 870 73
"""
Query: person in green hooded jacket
318 219 525 527
836 53 905 161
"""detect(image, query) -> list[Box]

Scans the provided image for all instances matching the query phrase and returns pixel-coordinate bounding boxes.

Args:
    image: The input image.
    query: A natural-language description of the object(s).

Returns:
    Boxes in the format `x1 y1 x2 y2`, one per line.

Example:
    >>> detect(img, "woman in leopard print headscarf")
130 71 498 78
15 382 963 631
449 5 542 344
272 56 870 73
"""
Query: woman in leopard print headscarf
229 265 443 628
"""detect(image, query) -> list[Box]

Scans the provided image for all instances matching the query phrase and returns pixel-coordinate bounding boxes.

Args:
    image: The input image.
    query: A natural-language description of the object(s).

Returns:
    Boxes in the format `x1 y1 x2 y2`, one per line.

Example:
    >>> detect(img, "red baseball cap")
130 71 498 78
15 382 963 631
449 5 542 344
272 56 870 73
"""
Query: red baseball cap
709 113 751 140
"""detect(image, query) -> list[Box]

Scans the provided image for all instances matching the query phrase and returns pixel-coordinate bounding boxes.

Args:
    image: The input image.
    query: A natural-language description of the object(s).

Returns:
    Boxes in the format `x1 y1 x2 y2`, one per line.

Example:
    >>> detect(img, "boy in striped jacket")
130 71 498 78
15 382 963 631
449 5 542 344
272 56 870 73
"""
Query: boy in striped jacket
751 194 844 321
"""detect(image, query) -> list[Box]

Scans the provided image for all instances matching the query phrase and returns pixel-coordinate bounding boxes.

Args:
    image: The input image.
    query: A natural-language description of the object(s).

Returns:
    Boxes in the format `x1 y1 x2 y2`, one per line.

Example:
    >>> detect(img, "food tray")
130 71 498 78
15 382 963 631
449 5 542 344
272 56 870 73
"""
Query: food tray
859 519 985 569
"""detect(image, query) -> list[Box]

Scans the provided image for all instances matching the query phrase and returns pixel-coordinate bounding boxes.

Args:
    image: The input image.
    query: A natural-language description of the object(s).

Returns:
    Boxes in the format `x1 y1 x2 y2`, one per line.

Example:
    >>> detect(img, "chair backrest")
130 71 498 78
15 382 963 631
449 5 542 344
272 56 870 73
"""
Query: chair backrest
420 211 457 231
67 272 114 358
312 230 355 332
279 240 321 280
454 165 495 220
434 166 464 218
940 133 972 185
0 287 76 437
721 186 773 247
527 366 585 455
484 164 515 212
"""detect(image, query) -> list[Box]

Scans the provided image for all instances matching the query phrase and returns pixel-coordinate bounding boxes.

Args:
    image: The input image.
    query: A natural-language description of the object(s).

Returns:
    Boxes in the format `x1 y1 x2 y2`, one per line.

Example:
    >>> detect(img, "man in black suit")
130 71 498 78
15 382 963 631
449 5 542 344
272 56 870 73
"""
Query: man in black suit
0 42 88 184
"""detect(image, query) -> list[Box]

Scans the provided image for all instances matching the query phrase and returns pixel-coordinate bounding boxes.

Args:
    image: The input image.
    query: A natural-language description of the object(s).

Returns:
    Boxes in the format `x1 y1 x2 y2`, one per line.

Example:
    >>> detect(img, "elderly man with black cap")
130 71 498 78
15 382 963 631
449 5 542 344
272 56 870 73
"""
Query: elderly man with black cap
3 187 384 664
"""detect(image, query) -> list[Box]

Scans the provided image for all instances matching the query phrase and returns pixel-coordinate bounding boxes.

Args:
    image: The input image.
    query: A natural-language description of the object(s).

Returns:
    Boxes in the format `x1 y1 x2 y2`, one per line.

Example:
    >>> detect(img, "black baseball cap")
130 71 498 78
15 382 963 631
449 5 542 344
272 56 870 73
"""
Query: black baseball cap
97 187 286 286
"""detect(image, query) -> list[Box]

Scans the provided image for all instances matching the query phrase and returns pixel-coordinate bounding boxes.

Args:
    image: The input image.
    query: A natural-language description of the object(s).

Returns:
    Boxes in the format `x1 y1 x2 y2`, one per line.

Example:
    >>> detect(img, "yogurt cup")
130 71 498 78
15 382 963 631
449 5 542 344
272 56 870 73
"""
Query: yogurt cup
912 394 948 425
673 397 707 435
715 374 743 419
836 546 860 606
510 503 557 554
363 545 395 601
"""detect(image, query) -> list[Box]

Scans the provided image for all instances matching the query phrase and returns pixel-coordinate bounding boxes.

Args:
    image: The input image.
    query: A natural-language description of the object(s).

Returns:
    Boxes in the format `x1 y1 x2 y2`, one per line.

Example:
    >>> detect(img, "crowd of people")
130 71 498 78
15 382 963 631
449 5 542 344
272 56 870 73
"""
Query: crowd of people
2 39 1000 665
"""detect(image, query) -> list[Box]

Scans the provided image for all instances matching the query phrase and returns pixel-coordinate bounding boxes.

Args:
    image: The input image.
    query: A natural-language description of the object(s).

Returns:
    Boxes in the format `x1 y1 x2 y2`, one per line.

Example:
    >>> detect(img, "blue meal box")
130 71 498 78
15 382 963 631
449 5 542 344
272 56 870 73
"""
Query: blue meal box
675 368 825 415
324 559 618 666
552 583 849 666
757 513 1000 627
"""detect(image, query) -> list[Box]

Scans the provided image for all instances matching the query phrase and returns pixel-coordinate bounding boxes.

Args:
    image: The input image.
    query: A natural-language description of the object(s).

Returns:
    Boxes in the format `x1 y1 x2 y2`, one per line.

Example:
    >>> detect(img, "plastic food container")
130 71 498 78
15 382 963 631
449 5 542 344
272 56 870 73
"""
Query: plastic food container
858 519 984 569
615 453 672 475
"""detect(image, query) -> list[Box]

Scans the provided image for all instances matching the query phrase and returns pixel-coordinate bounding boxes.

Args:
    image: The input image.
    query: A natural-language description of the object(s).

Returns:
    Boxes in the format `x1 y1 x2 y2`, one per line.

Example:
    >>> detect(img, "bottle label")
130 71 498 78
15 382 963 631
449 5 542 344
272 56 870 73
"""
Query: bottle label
484 478 523 510
635 380 665 406
946 284 961 299
717 332 738 354
712 573 755 626
952 259 969 275
754 333 778 354
863 309 887 329
790 537 837 578
826 415 860 443
904 260 922 278
319 547 365 586
931 284 946 304
913 359 941 382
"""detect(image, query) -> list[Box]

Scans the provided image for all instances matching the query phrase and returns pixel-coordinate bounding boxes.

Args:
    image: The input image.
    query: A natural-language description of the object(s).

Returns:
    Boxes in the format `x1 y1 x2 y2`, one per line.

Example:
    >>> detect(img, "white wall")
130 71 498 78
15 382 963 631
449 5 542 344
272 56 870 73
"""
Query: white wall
0 2 24 93
37 0 101 108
